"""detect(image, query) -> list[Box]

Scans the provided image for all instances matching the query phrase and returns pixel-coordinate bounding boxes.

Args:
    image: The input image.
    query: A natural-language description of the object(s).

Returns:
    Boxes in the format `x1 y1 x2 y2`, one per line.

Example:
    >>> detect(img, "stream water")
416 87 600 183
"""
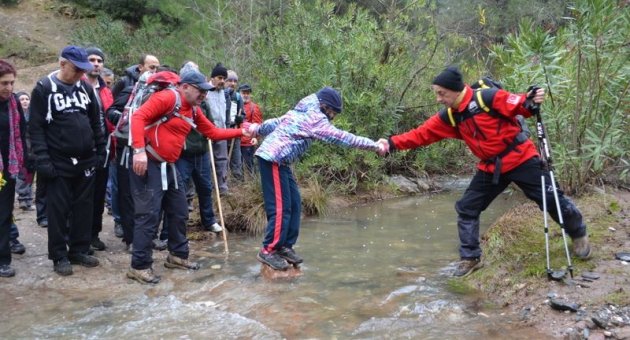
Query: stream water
1 191 547 339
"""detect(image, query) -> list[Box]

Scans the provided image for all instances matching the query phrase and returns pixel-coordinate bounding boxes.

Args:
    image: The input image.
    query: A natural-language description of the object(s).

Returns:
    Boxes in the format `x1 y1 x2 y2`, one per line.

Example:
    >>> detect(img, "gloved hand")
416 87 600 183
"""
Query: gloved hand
234 115 244 125
37 161 57 178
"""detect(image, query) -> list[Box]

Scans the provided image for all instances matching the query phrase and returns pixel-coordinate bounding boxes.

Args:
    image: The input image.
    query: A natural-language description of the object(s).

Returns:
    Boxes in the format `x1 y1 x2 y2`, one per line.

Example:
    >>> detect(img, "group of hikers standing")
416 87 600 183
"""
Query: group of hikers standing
0 45 590 283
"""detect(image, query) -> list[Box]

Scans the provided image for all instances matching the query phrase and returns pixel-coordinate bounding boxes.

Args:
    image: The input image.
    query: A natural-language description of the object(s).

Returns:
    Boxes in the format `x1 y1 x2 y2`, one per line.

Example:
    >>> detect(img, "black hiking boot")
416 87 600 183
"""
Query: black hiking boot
276 247 303 265
53 258 73 276
257 250 290 271
91 237 106 251
10 240 26 255
68 253 99 267
453 258 483 277
0 264 15 277
114 223 124 238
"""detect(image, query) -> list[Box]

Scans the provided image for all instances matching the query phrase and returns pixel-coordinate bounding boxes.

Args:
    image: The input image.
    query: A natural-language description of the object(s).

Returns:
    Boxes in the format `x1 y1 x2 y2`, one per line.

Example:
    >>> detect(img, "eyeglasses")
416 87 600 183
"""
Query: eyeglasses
190 84 208 94
88 57 103 63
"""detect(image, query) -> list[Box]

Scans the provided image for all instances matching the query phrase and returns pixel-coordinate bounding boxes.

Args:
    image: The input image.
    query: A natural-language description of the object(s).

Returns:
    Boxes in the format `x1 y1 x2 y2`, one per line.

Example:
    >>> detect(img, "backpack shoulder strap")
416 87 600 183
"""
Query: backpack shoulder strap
438 107 456 127
473 87 498 114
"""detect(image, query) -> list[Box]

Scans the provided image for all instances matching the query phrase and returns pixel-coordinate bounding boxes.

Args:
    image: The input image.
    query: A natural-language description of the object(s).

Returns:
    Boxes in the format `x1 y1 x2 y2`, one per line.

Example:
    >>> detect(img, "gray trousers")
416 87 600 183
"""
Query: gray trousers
212 140 229 194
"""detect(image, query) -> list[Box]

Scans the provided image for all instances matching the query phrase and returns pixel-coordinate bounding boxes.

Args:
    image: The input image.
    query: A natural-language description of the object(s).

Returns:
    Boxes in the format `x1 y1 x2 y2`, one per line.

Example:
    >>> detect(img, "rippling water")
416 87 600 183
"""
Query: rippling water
2 191 546 339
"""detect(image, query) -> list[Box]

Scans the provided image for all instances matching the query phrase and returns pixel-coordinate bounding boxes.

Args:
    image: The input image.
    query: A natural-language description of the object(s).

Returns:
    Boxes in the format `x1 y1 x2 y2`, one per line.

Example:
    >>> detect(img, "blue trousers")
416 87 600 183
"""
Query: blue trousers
455 157 587 259
130 159 189 270
258 157 301 252
176 152 217 228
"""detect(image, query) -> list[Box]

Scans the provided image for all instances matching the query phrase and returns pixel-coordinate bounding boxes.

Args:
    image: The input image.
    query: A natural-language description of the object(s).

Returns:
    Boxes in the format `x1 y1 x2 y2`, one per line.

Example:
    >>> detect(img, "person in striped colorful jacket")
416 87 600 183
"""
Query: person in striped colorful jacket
246 87 381 271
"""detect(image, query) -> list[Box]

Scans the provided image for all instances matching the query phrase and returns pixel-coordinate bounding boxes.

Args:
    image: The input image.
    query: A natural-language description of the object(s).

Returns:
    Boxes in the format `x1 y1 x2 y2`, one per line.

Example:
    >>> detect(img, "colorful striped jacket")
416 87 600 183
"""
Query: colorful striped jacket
253 93 378 164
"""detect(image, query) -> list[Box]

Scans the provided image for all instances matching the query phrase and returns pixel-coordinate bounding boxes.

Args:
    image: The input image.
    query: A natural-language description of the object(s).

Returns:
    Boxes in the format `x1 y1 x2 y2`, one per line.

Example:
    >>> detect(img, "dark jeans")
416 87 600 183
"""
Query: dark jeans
0 173 15 265
258 157 301 252
241 145 256 175
455 157 587 259
116 148 135 245
229 137 243 180
15 171 32 205
46 173 95 261
92 165 109 239
130 159 189 270
106 159 121 224
35 174 47 225
176 152 216 228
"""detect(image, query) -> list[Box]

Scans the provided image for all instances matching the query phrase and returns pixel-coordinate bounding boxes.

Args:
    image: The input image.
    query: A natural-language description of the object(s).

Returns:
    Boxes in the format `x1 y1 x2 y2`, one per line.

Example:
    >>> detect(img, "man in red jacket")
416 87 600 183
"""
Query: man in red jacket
378 66 591 277
127 70 248 284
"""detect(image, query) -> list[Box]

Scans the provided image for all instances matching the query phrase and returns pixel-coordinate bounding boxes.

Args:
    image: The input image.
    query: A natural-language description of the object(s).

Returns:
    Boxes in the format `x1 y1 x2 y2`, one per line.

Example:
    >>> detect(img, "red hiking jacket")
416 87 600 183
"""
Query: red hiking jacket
131 89 242 163
391 86 539 174
241 101 263 147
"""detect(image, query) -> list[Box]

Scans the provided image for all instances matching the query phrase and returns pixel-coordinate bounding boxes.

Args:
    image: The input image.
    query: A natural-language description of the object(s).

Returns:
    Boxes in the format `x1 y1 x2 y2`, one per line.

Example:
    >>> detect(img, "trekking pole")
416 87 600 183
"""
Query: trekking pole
208 139 229 254
529 86 573 279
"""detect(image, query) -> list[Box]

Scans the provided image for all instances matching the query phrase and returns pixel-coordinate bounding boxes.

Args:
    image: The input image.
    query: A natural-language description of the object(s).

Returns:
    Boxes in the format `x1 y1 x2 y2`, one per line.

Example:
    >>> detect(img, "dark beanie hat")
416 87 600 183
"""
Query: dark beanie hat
432 66 465 92
16 91 29 99
316 87 343 113
85 47 105 62
211 63 228 78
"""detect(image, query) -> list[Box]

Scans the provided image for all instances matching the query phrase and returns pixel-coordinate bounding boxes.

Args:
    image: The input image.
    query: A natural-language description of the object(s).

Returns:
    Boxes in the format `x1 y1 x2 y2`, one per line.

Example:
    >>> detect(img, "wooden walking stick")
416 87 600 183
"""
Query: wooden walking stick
208 139 229 253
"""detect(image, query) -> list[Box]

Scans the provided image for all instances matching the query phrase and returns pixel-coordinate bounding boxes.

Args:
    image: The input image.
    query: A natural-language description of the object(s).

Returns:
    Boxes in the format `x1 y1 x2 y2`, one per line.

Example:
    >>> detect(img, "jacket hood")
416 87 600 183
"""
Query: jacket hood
293 93 320 113
124 65 141 82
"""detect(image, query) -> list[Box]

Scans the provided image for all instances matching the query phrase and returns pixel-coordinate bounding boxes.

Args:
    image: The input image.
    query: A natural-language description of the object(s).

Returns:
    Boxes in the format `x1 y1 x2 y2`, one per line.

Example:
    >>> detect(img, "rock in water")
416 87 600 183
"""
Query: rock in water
260 263 303 280
581 272 600 280
549 298 580 312
614 252 630 261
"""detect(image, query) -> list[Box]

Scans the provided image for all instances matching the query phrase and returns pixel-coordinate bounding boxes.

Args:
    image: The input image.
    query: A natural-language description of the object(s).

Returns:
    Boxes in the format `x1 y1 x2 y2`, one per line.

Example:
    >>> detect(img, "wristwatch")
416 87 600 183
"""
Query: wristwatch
133 147 146 154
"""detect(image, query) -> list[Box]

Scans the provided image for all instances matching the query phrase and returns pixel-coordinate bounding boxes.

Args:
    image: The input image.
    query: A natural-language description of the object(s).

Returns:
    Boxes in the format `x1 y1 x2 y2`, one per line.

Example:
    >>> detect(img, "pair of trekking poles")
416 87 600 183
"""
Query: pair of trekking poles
528 86 573 280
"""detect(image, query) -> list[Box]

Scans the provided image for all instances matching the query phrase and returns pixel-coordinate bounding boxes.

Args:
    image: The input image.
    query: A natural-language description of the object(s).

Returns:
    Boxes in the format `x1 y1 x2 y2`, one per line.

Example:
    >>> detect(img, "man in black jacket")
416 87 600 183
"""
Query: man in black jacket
29 46 106 276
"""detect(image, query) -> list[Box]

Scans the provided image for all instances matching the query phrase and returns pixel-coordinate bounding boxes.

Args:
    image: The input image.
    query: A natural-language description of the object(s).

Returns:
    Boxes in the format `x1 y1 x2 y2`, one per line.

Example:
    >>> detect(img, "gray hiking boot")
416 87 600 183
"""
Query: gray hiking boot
127 267 160 284
164 254 200 270
256 250 290 271
0 264 16 277
572 235 592 259
453 258 483 277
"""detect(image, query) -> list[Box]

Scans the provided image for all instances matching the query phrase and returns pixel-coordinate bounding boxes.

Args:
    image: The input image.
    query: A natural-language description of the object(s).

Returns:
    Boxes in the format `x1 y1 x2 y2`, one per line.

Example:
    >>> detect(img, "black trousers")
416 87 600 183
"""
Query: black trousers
91 164 109 239
116 148 135 245
0 172 16 266
130 159 189 270
35 173 47 225
455 157 587 259
46 172 95 261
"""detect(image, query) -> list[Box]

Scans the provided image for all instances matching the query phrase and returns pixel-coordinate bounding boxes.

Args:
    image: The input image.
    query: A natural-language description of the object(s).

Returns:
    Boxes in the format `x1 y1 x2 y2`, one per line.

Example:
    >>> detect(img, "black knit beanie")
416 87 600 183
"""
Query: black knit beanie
432 66 465 92
211 63 228 78
85 47 105 62
316 87 343 113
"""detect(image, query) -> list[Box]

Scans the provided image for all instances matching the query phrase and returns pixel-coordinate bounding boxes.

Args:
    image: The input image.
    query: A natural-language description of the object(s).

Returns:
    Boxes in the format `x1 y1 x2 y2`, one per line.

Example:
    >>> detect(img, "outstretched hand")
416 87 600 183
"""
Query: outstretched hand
376 138 389 156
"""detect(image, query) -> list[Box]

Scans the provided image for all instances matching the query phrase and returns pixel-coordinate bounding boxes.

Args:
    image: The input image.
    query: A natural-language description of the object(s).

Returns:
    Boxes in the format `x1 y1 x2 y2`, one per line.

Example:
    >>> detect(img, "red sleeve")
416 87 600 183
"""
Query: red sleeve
195 112 243 141
130 90 176 149
390 114 460 150
252 104 263 124
492 89 532 118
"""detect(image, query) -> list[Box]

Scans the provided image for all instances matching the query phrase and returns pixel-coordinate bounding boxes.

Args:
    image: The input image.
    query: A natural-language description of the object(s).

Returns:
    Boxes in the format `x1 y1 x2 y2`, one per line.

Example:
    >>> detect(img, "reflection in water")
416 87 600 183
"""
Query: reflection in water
2 191 546 339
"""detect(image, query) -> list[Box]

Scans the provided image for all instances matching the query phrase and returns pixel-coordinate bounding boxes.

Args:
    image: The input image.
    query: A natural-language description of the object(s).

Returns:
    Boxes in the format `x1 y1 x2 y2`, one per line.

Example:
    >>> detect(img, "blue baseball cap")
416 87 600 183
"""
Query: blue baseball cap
180 70 212 91
60 45 94 71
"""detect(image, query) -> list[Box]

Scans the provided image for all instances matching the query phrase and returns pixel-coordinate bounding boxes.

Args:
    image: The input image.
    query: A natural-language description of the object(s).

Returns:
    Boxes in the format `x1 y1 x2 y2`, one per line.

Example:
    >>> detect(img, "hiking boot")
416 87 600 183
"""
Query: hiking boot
256 250 290 271
91 237 106 251
126 243 133 254
38 220 48 228
127 267 160 284
453 258 483 277
114 223 124 238
164 254 200 270
0 264 15 277
9 240 26 255
152 238 168 251
277 247 303 265
572 235 592 259
68 253 99 267
53 258 73 276
204 223 223 233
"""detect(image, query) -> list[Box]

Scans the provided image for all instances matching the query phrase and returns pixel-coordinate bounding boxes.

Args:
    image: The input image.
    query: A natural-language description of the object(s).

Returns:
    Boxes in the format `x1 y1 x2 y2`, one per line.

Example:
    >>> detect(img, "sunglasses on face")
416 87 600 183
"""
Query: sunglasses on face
190 84 208 94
